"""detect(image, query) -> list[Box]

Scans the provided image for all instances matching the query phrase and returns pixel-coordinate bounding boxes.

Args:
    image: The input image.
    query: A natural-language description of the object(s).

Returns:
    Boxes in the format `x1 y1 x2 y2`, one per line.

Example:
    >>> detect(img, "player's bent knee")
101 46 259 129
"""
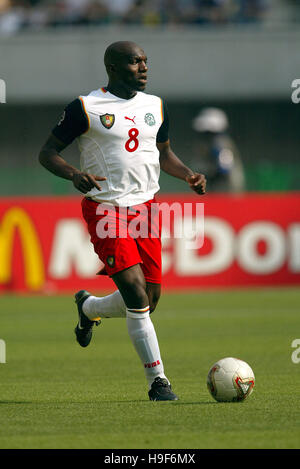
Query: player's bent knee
112 265 148 308
131 283 148 306
119 279 148 309
147 284 161 314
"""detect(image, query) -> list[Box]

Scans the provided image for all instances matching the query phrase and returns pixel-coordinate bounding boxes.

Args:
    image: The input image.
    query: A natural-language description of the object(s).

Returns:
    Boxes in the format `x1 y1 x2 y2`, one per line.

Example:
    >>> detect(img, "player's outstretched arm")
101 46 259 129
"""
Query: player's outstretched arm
39 134 106 194
157 140 206 195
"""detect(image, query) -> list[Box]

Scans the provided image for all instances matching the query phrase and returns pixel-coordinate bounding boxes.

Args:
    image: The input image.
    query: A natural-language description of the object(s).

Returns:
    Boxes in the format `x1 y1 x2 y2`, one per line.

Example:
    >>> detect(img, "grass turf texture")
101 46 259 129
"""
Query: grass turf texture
0 288 299 449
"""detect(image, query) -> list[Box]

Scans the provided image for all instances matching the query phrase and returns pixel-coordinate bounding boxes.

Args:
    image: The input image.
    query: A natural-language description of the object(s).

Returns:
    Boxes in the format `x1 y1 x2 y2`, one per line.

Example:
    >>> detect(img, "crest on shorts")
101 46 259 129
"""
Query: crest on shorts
107 255 115 267
144 113 156 126
100 114 115 129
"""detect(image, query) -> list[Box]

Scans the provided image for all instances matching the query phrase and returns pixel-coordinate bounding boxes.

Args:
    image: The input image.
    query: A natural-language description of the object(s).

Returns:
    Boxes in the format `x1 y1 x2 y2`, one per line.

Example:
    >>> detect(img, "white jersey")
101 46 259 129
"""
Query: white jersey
77 87 165 207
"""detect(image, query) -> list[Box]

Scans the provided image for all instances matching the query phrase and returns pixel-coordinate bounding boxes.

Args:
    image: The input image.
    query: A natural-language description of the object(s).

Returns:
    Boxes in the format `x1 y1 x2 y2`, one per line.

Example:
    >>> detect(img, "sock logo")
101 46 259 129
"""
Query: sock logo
144 360 160 368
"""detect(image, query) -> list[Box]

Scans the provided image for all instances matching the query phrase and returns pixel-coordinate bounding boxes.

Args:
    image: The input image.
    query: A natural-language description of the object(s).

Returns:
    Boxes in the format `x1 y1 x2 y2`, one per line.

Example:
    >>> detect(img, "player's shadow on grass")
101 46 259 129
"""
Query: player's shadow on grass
109 400 216 405
0 401 33 405
168 401 217 406
0 399 217 405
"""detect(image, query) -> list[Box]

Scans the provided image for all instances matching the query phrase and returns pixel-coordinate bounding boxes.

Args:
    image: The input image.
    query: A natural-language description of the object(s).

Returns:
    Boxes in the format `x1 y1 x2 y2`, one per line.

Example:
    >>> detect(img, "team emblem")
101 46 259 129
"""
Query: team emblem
107 255 115 267
100 114 115 129
144 113 156 126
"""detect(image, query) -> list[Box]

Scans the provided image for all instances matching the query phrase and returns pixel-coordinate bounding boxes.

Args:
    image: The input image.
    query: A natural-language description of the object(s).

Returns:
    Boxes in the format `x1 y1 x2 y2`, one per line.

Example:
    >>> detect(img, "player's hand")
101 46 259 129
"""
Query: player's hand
72 172 106 194
186 173 206 195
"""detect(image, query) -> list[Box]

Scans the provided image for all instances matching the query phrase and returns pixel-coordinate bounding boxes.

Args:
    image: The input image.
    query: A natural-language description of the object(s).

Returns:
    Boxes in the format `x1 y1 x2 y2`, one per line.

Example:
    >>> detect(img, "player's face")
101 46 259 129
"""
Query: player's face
117 48 148 92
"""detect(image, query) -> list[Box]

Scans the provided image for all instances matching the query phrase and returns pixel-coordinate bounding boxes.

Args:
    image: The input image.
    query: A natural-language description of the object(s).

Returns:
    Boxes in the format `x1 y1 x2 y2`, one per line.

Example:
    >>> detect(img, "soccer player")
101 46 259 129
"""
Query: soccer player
39 41 206 401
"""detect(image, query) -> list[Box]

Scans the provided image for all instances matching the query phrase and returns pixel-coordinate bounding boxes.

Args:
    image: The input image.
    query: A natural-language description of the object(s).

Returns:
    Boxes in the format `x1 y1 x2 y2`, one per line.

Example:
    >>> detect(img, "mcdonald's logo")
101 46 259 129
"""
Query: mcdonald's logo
0 207 45 290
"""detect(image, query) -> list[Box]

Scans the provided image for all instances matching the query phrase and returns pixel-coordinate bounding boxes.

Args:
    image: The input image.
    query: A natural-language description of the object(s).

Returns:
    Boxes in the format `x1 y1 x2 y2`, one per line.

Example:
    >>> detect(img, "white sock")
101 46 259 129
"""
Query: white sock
126 306 169 389
82 290 126 320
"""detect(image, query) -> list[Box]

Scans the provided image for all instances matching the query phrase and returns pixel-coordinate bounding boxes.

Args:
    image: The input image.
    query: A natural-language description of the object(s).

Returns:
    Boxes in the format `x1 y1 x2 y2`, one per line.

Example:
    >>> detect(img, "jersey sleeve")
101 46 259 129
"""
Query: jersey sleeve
52 98 89 145
156 100 169 143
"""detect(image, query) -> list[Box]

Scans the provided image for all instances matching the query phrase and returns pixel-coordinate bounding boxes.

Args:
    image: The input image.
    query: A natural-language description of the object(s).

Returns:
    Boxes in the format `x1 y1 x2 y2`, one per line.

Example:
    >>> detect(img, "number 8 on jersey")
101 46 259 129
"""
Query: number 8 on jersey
125 128 139 153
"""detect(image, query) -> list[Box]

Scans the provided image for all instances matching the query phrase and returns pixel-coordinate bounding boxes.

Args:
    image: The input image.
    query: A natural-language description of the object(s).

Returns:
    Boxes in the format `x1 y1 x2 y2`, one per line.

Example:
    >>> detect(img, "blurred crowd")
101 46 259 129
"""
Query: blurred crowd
0 0 271 34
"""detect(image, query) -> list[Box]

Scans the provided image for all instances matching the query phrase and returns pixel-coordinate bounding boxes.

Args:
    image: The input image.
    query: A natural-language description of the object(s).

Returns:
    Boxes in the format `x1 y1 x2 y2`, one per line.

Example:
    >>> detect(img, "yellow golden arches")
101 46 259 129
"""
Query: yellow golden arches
0 207 45 291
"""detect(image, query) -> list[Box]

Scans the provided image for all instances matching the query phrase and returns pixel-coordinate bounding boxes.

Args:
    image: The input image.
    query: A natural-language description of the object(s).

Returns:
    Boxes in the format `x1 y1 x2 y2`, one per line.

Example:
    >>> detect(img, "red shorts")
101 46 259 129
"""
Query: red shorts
81 197 162 284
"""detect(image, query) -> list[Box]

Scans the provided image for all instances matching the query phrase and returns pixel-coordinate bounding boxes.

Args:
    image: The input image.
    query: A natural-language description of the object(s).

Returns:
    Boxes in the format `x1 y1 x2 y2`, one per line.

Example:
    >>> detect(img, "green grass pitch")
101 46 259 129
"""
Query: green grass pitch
0 288 300 449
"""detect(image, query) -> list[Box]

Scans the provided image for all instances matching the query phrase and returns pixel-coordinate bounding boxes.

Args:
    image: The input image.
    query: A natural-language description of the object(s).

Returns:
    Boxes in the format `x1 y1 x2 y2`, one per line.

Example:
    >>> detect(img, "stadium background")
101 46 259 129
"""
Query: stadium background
1 0 300 452
0 0 300 292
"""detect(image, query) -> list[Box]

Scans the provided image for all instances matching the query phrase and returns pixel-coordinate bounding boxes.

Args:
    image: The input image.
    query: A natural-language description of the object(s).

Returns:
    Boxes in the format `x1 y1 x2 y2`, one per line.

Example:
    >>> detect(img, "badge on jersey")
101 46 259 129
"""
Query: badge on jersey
144 113 156 126
100 114 115 129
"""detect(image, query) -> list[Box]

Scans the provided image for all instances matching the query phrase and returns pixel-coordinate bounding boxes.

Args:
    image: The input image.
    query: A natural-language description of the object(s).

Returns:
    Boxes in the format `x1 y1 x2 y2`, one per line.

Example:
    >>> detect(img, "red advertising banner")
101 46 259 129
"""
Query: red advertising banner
0 193 299 293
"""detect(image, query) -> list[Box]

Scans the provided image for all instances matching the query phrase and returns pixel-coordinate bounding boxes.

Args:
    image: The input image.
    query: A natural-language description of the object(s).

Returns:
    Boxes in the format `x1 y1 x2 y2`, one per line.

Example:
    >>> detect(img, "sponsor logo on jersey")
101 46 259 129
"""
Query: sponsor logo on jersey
100 114 115 129
125 116 136 125
144 113 156 126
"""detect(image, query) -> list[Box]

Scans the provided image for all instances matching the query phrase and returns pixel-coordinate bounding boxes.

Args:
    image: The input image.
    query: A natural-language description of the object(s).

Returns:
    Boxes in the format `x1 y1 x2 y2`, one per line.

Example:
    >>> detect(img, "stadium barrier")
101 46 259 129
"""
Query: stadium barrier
0 193 299 293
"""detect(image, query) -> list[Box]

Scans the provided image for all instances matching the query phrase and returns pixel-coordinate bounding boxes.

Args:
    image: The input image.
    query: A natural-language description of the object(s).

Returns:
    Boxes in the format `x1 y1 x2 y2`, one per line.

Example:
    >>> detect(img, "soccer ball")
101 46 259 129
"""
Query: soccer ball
207 357 255 402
